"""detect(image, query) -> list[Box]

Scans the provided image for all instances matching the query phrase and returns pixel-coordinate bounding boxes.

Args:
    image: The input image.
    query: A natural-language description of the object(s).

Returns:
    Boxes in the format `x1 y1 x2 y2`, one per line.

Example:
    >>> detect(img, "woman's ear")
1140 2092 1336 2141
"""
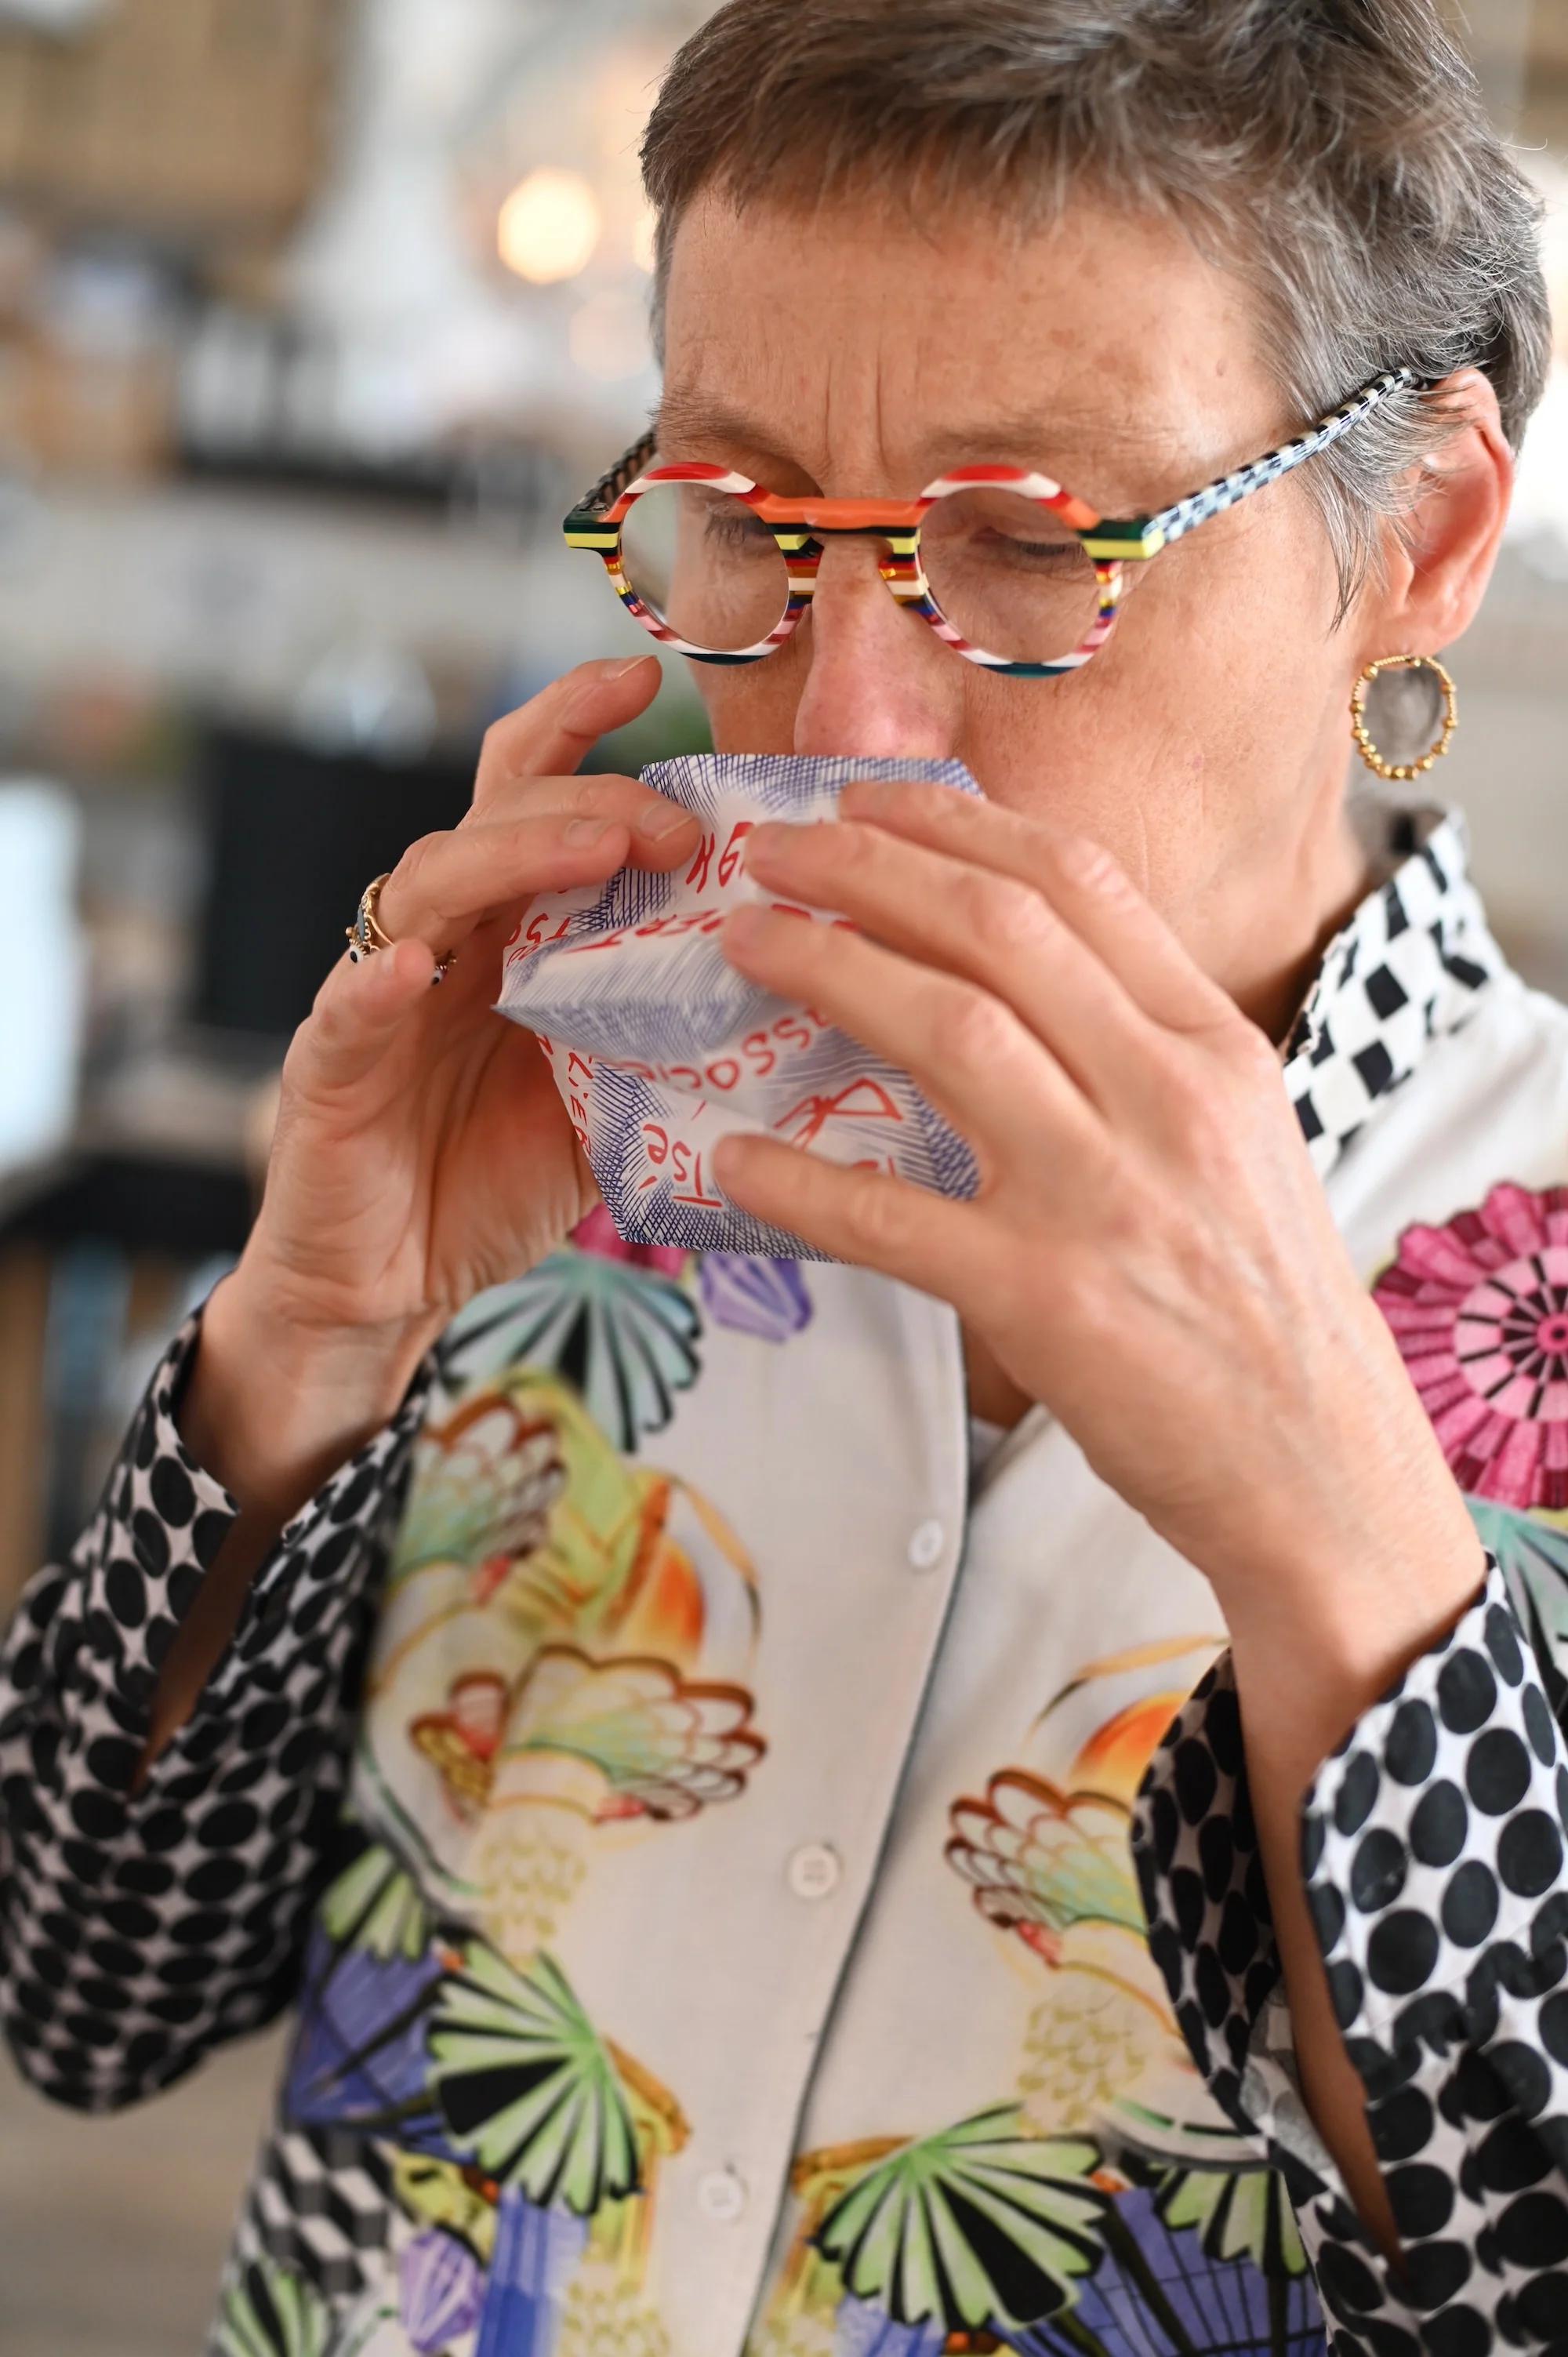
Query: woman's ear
1361 368 1514 661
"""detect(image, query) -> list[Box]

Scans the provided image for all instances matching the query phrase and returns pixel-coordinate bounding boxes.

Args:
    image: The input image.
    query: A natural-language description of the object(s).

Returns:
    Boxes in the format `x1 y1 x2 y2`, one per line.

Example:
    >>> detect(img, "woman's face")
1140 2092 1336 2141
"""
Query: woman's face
656 190 1472 1013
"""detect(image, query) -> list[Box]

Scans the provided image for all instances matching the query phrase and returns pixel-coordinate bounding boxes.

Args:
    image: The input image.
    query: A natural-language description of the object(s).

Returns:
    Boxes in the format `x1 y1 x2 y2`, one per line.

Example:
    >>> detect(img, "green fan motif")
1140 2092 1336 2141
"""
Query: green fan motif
444 1254 701 1450
816 2105 1109 2330
1152 2159 1308 2278
214 2258 331 2357
319 1839 430 1961
428 1945 641 2214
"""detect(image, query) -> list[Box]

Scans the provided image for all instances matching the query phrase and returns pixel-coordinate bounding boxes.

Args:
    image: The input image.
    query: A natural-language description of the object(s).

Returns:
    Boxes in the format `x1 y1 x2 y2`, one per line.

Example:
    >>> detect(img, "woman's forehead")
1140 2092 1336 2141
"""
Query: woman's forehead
659 188 1280 494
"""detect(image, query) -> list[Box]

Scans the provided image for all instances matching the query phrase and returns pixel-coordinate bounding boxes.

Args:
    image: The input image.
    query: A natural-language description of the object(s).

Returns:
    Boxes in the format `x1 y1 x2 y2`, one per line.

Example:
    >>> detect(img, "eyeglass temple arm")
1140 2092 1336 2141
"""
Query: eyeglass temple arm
564 430 660 531
564 369 1425 545
1104 369 1425 560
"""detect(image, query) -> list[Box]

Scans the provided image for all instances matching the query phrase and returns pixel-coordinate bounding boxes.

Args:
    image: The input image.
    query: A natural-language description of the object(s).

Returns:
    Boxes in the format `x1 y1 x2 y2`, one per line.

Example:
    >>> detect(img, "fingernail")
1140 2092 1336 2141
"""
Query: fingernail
566 817 615 845
564 654 654 719
638 801 695 839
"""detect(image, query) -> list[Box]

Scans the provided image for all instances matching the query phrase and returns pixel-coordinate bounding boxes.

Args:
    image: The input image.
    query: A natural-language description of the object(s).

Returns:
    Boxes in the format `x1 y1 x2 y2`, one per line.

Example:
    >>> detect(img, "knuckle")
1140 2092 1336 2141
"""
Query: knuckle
1051 830 1130 901
960 871 1051 953
1223 1015 1283 1093
390 831 448 908
920 781 980 830
933 984 1018 1070
844 1174 917 1259
288 991 336 1074
1162 1066 1229 1168
476 701 545 788
478 714 517 774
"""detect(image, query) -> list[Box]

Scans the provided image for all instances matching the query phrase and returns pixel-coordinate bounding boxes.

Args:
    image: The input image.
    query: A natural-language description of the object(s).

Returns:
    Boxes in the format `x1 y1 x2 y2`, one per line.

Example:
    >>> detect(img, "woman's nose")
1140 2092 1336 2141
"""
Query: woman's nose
789 534 960 761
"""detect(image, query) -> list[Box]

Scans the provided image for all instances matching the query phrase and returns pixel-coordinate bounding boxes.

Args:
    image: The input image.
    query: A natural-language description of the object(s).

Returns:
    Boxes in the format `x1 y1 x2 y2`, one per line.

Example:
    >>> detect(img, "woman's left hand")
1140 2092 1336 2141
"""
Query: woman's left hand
716 777 1483 1676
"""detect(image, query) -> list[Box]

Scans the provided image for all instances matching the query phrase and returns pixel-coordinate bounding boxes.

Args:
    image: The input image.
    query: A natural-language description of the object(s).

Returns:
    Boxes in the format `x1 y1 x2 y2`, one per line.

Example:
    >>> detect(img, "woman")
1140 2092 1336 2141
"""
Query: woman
3 3 1564 2352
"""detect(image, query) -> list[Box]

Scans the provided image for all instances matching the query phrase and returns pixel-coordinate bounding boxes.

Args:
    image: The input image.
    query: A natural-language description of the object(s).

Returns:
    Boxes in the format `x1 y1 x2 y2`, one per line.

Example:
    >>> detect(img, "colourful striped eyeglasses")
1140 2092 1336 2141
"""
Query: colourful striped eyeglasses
563 369 1419 678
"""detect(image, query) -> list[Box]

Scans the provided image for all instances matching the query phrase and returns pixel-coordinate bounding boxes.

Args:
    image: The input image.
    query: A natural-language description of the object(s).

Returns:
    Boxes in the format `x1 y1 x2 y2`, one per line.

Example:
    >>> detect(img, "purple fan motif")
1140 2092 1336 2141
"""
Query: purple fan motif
833 2312 946 2357
282 1843 451 2152
283 1923 449 2149
996 2186 1322 2357
474 2193 590 2357
401 2230 484 2354
699 1252 812 1341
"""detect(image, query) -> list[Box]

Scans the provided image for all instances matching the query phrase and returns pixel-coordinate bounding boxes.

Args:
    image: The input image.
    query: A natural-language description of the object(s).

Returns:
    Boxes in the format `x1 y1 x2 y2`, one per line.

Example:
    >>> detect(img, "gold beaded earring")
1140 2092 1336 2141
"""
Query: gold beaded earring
1350 654 1458 781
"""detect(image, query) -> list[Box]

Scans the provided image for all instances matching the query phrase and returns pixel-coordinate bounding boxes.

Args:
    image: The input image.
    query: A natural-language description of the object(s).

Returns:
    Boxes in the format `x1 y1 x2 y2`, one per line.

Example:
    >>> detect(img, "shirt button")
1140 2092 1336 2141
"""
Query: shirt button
908 1518 945 1570
787 1842 842 1900
697 2166 747 2222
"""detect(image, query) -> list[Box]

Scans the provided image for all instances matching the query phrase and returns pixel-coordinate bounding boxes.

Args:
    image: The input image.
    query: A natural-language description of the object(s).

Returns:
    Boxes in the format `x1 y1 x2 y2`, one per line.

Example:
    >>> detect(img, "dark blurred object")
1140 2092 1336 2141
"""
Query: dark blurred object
187 719 477 1041
0 0 337 242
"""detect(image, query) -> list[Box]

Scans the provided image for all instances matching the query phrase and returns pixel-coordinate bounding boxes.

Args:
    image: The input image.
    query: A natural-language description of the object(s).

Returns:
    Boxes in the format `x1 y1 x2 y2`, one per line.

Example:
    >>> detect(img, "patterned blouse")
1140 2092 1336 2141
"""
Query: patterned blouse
4 801 1568 2357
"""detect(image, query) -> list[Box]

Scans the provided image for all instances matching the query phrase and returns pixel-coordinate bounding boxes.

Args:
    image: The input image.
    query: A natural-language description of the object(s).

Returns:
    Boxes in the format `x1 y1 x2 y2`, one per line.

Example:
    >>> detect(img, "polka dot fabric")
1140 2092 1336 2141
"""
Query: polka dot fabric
0 1317 430 2111
1133 1556 1568 2355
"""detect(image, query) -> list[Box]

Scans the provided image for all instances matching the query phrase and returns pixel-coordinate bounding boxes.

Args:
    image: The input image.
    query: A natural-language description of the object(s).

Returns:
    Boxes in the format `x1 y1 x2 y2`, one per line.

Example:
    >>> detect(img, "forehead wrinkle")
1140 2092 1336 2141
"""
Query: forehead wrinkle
655 383 1185 492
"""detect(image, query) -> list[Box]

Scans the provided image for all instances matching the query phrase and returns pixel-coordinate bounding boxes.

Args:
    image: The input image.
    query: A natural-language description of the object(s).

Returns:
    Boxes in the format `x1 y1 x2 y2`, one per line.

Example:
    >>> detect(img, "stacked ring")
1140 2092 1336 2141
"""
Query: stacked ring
346 873 456 984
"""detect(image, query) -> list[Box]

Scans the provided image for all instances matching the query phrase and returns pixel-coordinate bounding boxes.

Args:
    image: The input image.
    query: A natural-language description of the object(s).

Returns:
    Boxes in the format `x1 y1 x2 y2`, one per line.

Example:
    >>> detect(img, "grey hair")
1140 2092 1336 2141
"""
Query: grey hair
641 0 1552 621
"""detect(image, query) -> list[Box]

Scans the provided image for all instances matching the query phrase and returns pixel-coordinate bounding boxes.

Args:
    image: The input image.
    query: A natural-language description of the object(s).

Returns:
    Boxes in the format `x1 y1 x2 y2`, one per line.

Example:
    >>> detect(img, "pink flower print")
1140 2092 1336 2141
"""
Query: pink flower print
569 1200 688 1277
1374 1182 1568 1510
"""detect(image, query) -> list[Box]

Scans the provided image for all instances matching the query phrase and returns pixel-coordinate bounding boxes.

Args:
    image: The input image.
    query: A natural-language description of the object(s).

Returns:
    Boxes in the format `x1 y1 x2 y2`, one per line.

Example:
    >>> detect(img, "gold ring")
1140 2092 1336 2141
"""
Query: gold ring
347 873 456 983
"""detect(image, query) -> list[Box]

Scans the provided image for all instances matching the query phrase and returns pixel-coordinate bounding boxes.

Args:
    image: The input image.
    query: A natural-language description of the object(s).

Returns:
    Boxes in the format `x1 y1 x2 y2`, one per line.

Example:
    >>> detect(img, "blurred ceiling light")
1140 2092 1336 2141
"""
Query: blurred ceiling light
568 289 652 381
632 207 659 274
498 168 601 285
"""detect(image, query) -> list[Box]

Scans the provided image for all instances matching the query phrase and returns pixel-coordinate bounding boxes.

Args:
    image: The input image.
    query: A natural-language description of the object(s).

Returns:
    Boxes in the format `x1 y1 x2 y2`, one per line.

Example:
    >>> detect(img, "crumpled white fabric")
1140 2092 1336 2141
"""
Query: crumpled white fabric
495 751 984 1257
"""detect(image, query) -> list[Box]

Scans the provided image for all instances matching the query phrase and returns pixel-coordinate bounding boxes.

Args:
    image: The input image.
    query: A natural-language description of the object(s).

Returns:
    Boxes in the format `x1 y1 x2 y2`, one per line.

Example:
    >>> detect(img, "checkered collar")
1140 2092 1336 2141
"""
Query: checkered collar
1283 802 1507 1181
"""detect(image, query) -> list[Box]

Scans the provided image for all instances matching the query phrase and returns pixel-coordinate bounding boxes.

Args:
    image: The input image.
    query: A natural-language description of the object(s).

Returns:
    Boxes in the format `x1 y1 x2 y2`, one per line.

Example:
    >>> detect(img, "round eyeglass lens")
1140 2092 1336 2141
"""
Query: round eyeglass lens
619 483 791 653
919 488 1104 664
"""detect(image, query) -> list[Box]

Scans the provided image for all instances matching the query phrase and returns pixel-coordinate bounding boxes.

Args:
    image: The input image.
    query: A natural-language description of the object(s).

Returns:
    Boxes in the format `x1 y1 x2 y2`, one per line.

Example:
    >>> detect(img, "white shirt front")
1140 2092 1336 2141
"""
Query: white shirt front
8 801 1568 2357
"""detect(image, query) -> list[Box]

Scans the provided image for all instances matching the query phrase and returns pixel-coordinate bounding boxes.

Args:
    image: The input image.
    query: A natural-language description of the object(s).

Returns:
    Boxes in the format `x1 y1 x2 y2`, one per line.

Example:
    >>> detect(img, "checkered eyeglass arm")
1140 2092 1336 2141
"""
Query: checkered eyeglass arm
1145 368 1424 550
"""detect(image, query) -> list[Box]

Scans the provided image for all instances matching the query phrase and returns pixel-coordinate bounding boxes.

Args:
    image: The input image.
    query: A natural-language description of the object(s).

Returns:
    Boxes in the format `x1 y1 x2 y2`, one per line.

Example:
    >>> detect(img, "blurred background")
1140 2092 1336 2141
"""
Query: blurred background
0 2 1564 2350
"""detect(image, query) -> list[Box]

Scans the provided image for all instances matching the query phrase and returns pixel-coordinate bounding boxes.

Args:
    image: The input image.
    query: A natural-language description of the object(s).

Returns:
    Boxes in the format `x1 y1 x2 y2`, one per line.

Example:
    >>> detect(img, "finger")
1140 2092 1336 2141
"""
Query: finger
474 654 662 805
720 900 1100 1165
713 1129 1005 1318
473 769 699 858
299 936 438 1094
837 780 1237 1038
377 812 635 961
744 815 1163 1121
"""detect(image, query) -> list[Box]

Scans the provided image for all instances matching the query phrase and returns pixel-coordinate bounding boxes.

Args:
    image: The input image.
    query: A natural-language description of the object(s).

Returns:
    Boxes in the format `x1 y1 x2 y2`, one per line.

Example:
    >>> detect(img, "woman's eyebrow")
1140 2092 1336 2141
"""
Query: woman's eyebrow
654 392 796 463
653 388 1176 480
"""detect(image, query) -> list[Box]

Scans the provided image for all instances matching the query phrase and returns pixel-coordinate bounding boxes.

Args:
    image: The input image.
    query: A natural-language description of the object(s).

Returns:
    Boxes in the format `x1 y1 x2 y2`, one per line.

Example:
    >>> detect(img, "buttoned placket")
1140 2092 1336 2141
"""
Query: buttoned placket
662 1280 971 2357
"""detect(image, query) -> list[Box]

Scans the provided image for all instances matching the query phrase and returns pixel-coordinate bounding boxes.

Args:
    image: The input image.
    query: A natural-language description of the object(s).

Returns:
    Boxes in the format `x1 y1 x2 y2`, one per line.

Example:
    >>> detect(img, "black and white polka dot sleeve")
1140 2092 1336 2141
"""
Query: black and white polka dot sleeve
0 1312 430 2113
1131 1556 1568 2354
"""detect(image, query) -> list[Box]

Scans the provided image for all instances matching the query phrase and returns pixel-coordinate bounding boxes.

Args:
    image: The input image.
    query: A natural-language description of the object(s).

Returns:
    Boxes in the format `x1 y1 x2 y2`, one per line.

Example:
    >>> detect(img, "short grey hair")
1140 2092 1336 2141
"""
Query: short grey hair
641 0 1552 620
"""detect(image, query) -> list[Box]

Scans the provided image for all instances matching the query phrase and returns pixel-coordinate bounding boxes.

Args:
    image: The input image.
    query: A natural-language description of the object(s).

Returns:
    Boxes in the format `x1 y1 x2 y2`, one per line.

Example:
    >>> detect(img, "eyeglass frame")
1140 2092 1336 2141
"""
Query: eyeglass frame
562 367 1421 678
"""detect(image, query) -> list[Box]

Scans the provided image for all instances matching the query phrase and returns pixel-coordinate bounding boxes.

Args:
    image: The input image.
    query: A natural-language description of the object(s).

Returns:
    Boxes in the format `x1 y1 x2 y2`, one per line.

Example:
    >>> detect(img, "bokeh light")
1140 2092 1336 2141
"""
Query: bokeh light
497 167 601 285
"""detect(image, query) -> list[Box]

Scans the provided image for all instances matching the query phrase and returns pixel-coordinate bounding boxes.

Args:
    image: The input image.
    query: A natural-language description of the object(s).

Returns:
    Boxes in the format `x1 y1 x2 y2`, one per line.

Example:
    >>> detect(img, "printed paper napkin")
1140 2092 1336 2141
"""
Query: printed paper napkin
495 752 984 1258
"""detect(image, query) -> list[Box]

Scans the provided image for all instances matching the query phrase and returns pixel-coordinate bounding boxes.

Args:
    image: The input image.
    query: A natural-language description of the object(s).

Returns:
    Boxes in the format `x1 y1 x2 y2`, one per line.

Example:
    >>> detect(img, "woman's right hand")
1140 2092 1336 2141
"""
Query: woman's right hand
187 652 698 1517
